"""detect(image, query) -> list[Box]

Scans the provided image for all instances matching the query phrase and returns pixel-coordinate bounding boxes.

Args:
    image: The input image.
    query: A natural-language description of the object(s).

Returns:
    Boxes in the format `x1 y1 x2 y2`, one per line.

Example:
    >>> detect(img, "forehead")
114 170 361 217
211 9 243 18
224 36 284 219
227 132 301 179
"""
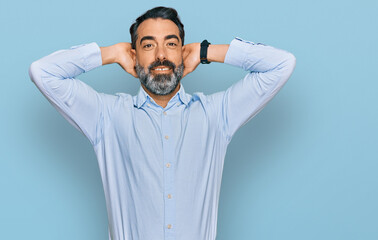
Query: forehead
137 18 180 41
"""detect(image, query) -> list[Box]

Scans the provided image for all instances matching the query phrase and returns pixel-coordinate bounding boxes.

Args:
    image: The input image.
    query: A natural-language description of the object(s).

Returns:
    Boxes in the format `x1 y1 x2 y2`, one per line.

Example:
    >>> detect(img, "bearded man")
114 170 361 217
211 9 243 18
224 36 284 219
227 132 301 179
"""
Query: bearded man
29 6 296 240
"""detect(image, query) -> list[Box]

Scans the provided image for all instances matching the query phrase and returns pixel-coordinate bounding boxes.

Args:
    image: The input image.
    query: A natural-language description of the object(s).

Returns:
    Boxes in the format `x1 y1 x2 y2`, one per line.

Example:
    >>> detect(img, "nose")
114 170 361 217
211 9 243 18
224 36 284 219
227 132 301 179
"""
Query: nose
155 45 167 62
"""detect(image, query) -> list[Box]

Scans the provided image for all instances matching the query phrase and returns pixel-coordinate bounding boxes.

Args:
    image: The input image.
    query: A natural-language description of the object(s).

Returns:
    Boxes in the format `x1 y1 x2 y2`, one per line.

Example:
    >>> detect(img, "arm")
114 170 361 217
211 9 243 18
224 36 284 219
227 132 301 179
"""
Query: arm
28 43 104 145
182 37 296 141
28 42 136 145
182 43 229 77
100 42 138 77
219 37 296 141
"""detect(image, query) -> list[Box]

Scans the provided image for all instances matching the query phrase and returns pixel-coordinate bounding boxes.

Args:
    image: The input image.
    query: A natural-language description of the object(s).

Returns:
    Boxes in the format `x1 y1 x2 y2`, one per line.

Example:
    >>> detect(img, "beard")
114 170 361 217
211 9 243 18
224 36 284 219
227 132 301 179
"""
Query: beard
135 59 184 96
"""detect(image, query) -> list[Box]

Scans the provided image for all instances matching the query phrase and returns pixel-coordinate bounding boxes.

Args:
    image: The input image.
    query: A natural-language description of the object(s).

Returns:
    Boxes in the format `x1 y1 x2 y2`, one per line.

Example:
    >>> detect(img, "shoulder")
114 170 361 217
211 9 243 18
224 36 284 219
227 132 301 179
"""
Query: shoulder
98 92 133 103
192 91 225 102
97 92 134 113
189 91 226 112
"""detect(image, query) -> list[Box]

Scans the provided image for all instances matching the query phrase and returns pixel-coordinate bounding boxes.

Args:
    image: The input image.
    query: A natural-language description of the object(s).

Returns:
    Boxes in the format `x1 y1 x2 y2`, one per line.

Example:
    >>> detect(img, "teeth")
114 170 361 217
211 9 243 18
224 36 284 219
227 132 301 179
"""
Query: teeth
154 68 170 71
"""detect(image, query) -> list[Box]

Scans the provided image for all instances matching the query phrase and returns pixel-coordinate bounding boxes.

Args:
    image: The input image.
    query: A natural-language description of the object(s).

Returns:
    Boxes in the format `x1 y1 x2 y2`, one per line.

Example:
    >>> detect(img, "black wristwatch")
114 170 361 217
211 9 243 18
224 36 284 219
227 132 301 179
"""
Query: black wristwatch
200 40 211 64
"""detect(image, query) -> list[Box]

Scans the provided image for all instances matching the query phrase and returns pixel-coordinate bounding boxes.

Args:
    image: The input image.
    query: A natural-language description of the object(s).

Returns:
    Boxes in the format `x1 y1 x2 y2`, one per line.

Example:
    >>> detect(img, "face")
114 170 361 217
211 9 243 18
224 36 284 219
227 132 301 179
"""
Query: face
132 18 184 95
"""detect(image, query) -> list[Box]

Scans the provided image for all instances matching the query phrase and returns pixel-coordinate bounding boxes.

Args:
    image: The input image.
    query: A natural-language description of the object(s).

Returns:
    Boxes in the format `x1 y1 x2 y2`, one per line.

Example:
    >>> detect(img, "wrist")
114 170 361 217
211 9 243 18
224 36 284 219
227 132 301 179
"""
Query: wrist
100 45 118 65
207 44 230 63
200 40 211 64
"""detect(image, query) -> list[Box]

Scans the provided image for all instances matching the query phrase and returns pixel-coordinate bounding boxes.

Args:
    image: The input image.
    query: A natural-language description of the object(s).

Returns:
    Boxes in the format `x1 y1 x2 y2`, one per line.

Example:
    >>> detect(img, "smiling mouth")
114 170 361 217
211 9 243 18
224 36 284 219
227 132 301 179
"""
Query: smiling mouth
151 66 172 72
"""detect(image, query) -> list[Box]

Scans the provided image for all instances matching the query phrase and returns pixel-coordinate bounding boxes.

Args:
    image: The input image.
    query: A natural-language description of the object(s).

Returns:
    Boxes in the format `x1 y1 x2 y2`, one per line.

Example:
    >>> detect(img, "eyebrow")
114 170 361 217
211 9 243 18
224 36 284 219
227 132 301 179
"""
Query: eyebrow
140 34 180 45
165 35 179 41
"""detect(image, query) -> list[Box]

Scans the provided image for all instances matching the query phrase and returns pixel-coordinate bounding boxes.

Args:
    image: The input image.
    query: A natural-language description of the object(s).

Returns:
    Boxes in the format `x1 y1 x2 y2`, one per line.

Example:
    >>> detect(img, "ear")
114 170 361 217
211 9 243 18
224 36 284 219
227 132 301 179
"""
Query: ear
131 48 136 62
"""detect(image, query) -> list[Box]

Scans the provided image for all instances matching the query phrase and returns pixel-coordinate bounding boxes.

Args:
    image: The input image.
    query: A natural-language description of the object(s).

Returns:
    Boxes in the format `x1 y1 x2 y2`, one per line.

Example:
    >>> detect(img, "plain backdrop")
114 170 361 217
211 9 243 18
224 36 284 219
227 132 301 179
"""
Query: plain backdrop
1 0 377 239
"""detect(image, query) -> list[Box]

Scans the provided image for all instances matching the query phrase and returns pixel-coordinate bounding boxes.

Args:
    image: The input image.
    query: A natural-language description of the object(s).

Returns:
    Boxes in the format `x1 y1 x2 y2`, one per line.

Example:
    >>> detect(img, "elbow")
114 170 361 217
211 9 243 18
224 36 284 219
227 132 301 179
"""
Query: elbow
287 52 296 75
280 52 296 83
28 60 48 92
276 53 296 87
28 60 44 85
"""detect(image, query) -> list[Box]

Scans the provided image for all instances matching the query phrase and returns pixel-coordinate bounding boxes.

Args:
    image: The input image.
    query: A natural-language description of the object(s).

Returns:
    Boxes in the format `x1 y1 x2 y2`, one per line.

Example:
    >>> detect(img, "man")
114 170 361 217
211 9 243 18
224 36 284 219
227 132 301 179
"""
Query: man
29 6 296 240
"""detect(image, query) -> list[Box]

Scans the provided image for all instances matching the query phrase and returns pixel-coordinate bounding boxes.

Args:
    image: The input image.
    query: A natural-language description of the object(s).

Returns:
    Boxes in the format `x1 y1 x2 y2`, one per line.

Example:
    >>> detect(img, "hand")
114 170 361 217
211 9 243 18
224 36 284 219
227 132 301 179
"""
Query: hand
182 43 201 77
115 42 138 78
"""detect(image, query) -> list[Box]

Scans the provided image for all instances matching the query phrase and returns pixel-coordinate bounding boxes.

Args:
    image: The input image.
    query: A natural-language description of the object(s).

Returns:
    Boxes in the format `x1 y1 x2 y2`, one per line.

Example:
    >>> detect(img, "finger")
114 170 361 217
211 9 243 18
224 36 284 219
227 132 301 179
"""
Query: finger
125 68 138 78
182 69 189 78
131 70 138 78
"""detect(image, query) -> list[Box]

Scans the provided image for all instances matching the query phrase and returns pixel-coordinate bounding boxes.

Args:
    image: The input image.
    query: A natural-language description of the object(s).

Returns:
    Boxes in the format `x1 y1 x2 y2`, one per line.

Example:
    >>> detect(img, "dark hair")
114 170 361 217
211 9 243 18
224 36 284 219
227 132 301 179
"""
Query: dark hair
129 6 185 49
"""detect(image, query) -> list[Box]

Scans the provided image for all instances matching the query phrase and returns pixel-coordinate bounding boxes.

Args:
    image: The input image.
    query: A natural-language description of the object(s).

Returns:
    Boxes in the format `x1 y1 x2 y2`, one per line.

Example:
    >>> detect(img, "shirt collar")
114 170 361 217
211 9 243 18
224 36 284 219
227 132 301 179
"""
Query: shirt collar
134 83 190 108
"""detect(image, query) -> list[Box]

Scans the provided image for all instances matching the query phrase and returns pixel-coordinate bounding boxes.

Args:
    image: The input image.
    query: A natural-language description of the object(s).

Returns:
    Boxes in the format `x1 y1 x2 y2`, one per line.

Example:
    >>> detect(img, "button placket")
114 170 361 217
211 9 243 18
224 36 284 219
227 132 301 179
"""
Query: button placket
161 109 176 239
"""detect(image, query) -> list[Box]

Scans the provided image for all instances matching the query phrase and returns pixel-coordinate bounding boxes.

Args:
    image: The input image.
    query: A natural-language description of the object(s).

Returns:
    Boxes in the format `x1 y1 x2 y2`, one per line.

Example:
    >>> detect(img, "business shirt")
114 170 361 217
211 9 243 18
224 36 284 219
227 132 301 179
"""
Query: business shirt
29 37 296 240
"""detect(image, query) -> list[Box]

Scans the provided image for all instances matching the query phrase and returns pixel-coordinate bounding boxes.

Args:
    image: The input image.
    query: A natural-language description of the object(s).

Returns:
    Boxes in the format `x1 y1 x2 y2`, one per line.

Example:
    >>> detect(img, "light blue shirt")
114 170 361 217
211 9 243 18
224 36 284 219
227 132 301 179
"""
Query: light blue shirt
29 37 296 240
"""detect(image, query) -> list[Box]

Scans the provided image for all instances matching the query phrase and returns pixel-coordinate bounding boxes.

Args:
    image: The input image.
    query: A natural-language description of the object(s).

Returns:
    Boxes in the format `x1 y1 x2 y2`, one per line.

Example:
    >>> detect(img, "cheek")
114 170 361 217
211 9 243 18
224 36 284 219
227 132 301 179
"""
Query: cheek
137 57 154 70
136 50 154 63
171 51 183 64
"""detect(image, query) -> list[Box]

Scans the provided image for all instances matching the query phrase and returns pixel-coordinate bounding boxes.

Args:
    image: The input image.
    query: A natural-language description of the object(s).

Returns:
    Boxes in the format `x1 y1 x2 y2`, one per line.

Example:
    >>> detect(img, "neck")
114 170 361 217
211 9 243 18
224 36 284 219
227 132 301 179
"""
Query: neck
142 84 181 108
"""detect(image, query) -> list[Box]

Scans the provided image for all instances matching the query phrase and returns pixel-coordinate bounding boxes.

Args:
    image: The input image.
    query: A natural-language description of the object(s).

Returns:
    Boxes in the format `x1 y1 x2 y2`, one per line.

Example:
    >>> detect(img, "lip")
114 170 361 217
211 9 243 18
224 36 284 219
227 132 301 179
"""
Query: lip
151 65 172 71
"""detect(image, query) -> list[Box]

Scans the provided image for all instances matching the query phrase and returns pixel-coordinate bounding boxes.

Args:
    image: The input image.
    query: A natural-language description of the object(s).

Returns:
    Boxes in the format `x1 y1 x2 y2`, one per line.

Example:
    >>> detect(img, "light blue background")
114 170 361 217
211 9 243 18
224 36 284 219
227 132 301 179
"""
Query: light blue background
1 0 377 239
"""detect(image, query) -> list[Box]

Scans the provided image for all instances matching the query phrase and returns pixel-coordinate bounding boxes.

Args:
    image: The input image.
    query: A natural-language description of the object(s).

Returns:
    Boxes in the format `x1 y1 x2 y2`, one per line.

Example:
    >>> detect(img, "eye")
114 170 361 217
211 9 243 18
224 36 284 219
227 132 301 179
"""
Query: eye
167 42 177 47
143 44 153 49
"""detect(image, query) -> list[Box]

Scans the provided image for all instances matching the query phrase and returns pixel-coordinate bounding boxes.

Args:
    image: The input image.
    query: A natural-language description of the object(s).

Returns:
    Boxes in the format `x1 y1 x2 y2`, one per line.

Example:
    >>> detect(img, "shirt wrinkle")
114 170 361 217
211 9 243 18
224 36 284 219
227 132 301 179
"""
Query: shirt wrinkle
29 37 296 240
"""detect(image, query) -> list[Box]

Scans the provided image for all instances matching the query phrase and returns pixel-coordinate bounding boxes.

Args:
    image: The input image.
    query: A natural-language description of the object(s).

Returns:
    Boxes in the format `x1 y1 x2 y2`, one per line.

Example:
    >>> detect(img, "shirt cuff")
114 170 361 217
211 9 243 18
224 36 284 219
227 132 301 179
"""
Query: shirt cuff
70 42 103 72
224 37 260 70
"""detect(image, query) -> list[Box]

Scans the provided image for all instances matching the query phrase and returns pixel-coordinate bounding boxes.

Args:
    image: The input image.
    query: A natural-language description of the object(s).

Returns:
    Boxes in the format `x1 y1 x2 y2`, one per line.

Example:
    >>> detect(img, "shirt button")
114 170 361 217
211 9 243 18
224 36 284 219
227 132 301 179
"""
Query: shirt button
166 163 171 168
147 103 151 107
163 111 167 115
176 103 180 107
167 194 172 199
165 135 169 140
167 224 172 229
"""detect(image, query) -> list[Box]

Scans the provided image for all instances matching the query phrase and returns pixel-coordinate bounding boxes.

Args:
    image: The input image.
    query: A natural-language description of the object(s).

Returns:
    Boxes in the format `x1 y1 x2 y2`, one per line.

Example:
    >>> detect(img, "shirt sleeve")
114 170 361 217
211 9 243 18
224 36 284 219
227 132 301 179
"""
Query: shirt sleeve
28 42 104 146
216 37 296 142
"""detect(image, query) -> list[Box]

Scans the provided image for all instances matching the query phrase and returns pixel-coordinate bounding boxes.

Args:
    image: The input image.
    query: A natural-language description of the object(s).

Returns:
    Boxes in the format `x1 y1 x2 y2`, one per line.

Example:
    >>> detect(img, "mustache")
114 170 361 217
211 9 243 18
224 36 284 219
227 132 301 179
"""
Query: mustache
148 59 176 71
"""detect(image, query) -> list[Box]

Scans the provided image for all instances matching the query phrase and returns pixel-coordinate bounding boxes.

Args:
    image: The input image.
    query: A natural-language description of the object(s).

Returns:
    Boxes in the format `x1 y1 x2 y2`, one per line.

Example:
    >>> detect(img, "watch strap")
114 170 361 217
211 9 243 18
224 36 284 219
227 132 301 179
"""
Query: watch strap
200 40 211 64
